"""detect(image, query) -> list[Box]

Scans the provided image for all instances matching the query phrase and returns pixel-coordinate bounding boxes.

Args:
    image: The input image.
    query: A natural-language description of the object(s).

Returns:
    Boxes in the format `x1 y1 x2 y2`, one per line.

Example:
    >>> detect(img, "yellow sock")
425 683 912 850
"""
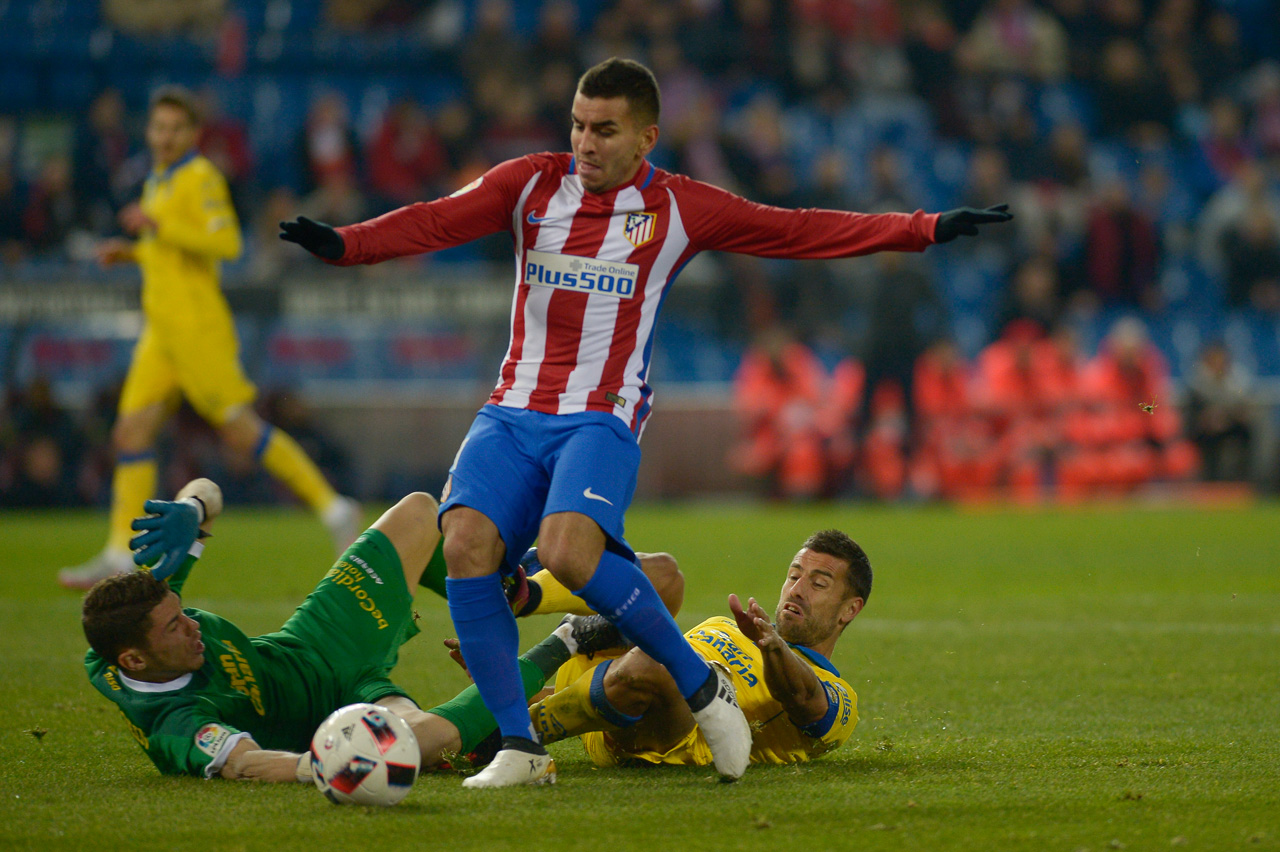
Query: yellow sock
530 571 595 616
257 425 338 513
531 665 618 745
107 453 158 552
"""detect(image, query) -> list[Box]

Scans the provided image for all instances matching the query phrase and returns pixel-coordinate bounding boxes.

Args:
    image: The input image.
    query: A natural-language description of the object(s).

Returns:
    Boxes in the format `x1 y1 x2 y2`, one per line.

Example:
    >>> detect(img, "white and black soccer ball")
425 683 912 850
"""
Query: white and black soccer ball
310 703 420 806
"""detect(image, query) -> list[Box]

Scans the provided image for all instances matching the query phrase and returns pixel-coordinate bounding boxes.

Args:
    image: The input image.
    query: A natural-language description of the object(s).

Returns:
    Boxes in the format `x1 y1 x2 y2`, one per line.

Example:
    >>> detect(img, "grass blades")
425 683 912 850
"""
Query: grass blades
2 502 1277 851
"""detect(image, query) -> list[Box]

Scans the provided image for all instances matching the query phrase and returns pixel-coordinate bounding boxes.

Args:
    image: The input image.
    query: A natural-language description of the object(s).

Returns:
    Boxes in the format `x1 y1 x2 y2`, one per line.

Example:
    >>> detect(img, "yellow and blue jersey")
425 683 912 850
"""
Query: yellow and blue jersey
135 151 241 326
687 616 858 763
573 616 859 767
119 151 254 423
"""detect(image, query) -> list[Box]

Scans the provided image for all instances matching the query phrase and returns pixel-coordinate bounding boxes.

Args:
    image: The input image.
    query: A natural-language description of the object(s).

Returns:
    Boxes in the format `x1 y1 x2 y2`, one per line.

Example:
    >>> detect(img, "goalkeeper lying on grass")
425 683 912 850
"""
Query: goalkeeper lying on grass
80 479 681 781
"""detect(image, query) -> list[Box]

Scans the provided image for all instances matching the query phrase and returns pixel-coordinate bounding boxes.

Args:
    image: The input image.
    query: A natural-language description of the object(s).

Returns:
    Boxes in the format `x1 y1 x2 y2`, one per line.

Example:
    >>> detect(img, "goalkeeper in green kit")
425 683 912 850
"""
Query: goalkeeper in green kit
81 479 682 782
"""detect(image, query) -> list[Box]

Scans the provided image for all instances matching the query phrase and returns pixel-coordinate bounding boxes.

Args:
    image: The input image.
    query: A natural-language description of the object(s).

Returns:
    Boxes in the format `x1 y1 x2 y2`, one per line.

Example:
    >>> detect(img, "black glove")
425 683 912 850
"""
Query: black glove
279 216 345 260
934 204 1013 243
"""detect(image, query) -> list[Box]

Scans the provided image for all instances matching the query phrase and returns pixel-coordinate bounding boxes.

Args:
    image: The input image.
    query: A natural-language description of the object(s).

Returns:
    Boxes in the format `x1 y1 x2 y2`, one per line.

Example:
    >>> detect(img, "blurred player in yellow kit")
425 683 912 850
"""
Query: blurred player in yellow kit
529 529 868 767
59 86 360 590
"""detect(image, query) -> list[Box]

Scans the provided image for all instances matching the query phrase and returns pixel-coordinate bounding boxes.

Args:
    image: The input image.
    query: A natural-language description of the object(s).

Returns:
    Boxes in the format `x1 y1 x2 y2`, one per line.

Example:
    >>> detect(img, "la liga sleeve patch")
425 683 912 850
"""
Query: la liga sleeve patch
195 723 233 758
449 177 483 198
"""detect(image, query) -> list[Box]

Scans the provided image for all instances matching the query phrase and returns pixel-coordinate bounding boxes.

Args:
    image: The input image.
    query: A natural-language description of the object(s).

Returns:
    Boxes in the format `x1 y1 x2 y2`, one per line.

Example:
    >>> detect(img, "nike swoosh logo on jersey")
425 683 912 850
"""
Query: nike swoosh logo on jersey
527 212 553 224
583 487 613 505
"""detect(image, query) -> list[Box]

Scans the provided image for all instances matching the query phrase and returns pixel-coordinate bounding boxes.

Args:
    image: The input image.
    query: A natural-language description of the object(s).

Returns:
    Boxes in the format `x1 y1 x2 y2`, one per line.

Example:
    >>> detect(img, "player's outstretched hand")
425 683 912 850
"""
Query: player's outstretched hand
934 204 1014 243
729 594 783 650
130 499 203 580
117 203 156 236
278 216 345 260
95 238 135 267
443 638 472 680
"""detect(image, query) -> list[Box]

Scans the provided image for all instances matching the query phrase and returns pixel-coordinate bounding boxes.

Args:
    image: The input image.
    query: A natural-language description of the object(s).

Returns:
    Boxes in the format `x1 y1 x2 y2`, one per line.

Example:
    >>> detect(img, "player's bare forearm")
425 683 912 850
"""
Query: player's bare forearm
758 639 827 727
730 594 827 726
175 478 223 535
95 237 136 266
219 738 310 783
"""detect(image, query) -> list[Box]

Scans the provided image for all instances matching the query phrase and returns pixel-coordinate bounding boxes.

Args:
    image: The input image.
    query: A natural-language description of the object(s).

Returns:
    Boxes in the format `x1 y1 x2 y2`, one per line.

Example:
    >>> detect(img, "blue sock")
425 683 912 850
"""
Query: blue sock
446 575 535 740
574 551 710 699
590 660 642 727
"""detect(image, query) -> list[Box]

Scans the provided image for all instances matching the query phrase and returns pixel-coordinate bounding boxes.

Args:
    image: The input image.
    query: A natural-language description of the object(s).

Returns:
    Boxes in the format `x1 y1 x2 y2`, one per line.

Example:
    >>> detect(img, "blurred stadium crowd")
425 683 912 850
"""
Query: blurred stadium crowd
2 0 1280 504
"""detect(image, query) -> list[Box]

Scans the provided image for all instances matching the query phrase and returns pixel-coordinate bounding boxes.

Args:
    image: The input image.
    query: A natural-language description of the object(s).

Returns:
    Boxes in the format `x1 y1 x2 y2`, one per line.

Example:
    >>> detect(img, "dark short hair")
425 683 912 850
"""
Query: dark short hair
82 571 170 665
802 529 872 603
577 57 660 127
149 85 202 126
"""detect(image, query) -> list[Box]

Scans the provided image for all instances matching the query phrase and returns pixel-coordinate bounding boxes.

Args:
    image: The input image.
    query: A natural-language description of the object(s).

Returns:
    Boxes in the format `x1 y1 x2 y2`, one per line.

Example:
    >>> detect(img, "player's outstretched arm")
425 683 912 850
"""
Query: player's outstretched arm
933 204 1014 243
95 237 136 266
175 478 223 530
220 737 313 783
220 696 465 781
728 594 828 727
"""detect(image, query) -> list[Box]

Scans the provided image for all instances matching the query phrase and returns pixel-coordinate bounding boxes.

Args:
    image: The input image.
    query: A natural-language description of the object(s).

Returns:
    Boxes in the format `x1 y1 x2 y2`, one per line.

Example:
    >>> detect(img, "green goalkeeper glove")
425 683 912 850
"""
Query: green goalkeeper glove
130 498 204 580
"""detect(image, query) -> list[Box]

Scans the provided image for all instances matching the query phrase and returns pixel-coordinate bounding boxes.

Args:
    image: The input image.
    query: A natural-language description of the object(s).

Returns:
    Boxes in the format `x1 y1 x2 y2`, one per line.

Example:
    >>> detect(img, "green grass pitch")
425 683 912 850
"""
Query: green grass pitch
2 501 1277 851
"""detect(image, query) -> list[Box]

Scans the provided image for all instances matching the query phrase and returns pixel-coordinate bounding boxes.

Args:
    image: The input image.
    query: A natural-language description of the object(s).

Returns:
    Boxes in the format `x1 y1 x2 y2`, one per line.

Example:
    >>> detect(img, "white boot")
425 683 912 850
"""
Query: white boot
689 662 751 781
58 550 134 590
461 748 557 789
323 496 363 555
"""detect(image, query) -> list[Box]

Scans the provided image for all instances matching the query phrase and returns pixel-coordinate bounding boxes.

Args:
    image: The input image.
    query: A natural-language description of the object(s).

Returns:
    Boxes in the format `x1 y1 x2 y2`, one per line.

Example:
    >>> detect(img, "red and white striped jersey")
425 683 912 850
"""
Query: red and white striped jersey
333 153 939 437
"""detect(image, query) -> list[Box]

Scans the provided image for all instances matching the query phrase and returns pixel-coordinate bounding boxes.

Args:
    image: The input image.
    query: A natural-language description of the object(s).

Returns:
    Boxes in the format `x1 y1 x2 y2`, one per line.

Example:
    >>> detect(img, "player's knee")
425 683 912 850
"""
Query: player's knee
439 512 503 578
609 649 670 694
605 650 672 714
639 552 683 615
393 491 439 528
110 420 132 452
111 416 151 453
533 523 601 588
533 545 594 590
374 492 440 557
218 415 262 455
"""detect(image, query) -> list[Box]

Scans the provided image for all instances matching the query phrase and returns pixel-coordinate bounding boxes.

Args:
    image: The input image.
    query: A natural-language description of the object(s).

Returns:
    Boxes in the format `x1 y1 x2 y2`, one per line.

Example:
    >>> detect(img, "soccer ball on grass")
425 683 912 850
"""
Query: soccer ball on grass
310 703 420 805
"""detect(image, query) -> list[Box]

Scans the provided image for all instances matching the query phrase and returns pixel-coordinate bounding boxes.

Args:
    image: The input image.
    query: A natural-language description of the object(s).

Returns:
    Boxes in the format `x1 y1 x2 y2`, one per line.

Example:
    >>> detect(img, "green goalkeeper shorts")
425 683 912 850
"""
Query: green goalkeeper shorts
276 528 421 704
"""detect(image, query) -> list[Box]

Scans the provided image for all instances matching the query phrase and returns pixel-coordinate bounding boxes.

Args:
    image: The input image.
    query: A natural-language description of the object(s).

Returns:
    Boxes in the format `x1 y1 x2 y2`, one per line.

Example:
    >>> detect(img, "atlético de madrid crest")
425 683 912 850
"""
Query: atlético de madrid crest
624 212 656 247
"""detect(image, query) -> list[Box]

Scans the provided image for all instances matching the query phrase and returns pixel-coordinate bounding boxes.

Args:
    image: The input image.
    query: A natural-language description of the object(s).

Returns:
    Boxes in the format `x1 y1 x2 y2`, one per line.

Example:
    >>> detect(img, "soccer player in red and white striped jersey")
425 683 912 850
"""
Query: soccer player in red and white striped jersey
282 57 1011 788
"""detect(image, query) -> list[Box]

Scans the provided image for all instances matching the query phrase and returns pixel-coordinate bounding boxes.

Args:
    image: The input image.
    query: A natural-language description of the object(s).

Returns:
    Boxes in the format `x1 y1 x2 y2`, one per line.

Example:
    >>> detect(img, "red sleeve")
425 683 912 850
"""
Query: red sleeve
330 157 540 265
674 176 939 258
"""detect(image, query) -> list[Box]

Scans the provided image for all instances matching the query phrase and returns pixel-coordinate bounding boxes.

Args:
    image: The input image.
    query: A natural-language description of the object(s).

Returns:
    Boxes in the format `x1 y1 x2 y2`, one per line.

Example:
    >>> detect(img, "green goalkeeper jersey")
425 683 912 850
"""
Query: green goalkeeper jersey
84 531 418 778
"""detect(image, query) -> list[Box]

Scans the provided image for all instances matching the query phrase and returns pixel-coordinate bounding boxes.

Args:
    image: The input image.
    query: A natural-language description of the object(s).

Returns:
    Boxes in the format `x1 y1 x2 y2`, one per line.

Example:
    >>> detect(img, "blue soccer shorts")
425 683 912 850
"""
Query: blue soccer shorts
439 405 640 572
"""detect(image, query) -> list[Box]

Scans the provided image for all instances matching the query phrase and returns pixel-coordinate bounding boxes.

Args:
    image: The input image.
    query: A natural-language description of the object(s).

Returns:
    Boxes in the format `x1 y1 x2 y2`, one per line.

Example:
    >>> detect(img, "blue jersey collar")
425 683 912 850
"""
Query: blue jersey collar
568 157 654 190
788 641 840 677
150 148 199 184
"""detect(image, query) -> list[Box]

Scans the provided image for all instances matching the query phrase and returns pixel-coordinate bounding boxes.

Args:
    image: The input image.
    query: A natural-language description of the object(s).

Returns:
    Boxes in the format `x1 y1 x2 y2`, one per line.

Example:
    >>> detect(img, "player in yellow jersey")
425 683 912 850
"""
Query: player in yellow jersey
59 86 360 590
527 529 868 767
